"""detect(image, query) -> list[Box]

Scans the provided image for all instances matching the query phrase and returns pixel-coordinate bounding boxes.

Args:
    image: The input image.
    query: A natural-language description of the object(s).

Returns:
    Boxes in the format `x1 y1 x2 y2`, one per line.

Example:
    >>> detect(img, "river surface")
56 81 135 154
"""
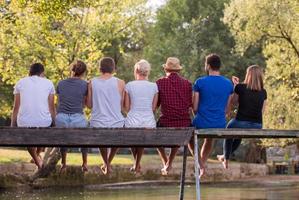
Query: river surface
1 184 299 200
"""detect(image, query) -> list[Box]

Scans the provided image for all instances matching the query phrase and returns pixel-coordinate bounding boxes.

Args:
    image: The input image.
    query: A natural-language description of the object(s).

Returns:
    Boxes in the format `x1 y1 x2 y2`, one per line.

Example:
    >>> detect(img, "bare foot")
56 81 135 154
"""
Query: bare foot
161 167 168 176
199 166 205 178
100 164 112 175
82 164 88 172
59 164 67 174
100 164 107 174
161 165 172 176
217 155 224 162
130 165 141 173
222 159 228 169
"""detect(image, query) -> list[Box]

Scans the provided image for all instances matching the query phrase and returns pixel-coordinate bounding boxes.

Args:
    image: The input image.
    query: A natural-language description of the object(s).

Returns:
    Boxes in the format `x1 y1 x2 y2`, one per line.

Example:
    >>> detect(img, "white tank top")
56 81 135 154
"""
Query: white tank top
90 77 124 128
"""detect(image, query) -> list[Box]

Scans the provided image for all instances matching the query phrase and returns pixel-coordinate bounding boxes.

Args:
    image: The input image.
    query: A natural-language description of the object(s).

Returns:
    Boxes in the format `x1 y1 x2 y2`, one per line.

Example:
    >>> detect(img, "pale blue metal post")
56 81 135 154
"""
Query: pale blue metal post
194 133 201 200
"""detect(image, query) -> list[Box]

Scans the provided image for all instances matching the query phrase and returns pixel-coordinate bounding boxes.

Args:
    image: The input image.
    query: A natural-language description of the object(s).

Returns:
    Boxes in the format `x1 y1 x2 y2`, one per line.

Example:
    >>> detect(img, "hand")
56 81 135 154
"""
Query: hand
231 76 239 85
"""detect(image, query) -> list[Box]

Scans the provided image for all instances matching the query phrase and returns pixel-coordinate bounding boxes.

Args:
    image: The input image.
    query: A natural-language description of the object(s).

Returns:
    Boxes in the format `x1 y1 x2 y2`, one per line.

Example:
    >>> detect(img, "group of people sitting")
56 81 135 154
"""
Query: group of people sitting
10 53 267 177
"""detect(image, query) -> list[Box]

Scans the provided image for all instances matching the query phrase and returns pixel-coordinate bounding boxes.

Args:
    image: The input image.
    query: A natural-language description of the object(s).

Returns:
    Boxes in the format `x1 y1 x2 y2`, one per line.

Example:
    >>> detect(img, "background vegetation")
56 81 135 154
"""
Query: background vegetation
0 0 298 147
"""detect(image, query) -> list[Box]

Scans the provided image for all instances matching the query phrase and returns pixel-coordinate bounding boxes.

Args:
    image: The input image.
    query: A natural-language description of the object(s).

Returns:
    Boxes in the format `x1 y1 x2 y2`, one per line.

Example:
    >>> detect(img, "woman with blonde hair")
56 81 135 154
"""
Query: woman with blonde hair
217 65 267 169
124 59 158 174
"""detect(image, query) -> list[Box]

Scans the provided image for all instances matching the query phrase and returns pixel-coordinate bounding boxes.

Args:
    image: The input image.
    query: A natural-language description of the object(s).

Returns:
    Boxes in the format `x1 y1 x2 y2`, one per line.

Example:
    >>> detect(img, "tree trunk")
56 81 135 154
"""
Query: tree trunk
31 148 61 181
244 139 267 163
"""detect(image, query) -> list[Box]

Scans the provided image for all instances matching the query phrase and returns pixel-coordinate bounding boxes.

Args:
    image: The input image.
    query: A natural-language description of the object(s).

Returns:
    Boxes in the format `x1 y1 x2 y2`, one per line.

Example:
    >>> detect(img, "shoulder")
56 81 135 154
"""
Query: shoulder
156 76 166 83
194 76 208 84
126 81 134 87
220 76 232 84
15 77 27 85
42 77 54 86
236 83 246 88
179 75 192 85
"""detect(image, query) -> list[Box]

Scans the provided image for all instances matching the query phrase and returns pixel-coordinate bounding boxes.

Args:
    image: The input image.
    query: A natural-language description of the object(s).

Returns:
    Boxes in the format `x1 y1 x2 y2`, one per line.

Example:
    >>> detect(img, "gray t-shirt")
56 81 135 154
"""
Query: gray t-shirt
57 78 88 114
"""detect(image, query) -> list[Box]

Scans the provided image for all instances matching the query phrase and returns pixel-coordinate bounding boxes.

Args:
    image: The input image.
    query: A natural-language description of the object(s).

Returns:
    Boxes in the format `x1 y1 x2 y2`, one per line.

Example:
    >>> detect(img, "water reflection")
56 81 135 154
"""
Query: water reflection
1 184 299 200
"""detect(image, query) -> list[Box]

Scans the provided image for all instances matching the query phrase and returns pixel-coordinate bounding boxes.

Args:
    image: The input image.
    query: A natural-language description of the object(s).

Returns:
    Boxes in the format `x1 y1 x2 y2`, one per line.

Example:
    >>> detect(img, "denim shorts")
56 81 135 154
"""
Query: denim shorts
55 113 88 128
55 113 88 153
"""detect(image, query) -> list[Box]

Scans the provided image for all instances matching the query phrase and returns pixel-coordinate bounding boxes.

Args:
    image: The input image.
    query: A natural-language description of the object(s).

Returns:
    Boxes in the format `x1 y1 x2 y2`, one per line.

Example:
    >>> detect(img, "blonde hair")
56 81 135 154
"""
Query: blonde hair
244 65 264 91
134 59 151 77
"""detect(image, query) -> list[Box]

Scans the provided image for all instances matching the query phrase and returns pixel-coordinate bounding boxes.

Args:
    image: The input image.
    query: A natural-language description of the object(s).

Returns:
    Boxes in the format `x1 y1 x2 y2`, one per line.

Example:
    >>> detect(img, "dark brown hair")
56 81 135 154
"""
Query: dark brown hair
29 63 44 76
99 57 115 74
71 60 87 77
205 53 221 71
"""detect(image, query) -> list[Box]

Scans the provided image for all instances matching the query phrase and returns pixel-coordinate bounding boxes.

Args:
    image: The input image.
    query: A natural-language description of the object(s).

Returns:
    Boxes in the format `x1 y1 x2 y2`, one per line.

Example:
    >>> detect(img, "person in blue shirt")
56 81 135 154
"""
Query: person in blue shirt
191 54 233 177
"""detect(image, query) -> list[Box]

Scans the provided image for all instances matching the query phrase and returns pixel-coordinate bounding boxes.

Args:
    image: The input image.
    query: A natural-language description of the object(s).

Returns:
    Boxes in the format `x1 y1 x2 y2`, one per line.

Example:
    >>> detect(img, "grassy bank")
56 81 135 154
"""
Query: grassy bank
0 148 185 166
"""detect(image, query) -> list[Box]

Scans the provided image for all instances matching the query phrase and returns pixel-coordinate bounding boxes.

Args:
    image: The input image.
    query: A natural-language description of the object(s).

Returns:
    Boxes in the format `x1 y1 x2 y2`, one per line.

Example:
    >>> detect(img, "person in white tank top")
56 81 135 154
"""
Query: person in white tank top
87 57 125 175
124 60 158 174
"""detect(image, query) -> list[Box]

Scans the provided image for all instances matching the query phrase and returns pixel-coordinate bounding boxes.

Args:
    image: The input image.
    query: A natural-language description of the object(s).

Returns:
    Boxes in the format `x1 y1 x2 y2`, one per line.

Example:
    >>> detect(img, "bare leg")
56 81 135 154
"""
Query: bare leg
99 148 109 175
108 147 119 167
130 148 137 171
134 148 144 173
201 138 214 164
188 140 206 177
36 147 45 157
82 152 88 172
161 147 179 175
157 147 168 167
27 147 42 169
60 151 67 173
30 147 44 163
131 148 137 160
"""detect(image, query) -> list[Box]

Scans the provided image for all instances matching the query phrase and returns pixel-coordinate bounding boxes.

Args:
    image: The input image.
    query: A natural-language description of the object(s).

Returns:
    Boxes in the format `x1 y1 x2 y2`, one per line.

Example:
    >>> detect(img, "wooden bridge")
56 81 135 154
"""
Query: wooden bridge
0 127 298 200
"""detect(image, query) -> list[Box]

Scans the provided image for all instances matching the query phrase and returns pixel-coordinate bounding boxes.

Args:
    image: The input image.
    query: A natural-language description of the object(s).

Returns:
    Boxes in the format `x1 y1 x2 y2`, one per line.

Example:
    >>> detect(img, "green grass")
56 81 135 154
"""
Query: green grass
0 148 218 166
0 148 164 166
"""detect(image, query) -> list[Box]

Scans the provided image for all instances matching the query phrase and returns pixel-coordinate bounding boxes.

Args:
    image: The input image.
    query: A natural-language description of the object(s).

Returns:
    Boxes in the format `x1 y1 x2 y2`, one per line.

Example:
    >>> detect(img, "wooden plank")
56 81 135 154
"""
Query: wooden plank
195 129 299 138
0 127 194 147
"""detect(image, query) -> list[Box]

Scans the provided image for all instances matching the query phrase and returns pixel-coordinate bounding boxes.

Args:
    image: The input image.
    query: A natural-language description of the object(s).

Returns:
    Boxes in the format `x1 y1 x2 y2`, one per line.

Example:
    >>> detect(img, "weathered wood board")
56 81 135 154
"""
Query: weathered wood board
195 129 299 138
0 127 194 147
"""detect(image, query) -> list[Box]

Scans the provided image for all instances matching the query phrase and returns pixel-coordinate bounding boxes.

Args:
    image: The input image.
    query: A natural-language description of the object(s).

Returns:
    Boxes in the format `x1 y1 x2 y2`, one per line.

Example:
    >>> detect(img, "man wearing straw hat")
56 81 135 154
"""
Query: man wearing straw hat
156 57 193 175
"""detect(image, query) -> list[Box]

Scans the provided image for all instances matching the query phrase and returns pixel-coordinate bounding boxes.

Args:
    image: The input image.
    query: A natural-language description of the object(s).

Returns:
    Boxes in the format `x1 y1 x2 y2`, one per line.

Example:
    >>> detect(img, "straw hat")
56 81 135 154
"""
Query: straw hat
163 57 182 71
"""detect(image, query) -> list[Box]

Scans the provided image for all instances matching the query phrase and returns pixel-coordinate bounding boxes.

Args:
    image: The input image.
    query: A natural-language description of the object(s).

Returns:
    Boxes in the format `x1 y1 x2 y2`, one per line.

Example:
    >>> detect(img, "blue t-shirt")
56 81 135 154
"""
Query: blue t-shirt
192 75 233 129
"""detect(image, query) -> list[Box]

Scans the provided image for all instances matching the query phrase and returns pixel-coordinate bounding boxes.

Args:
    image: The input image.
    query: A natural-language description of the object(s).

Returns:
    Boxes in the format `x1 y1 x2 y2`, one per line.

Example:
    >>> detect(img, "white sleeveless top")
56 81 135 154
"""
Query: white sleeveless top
125 80 158 128
90 77 124 128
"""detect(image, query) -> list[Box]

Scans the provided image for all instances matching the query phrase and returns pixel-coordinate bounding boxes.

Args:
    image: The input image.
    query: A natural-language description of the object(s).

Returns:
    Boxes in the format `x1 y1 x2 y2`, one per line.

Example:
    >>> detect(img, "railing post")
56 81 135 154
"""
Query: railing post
194 132 201 200
179 145 188 200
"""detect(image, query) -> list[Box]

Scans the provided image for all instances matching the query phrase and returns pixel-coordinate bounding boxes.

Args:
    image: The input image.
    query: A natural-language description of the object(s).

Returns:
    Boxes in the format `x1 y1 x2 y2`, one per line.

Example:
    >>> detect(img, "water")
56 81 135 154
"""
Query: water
1 184 299 200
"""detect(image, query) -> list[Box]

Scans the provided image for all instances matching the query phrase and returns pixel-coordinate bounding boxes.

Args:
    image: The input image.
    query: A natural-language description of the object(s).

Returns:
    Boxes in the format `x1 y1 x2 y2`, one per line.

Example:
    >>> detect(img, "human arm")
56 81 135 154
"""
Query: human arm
124 91 131 113
193 92 200 114
118 79 126 113
11 94 20 127
262 100 267 114
48 94 56 126
152 93 158 112
232 76 239 86
86 81 92 109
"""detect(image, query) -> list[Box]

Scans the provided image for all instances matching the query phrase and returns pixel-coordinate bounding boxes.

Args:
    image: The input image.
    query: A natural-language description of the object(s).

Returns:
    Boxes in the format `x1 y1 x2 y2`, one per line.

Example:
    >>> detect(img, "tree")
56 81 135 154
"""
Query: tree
144 0 265 82
0 0 148 118
223 0 299 146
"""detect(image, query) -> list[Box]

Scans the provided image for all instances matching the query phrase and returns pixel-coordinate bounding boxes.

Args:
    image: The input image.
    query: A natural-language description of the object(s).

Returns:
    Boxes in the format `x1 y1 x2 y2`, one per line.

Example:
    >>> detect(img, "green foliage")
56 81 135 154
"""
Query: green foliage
0 0 148 117
224 0 299 146
144 0 265 82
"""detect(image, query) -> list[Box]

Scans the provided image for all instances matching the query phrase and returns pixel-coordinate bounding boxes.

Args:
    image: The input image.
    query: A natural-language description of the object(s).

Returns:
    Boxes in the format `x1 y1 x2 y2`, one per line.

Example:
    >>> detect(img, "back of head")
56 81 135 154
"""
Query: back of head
244 65 264 91
29 63 44 76
99 57 115 74
205 53 221 71
134 59 151 77
71 60 87 77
